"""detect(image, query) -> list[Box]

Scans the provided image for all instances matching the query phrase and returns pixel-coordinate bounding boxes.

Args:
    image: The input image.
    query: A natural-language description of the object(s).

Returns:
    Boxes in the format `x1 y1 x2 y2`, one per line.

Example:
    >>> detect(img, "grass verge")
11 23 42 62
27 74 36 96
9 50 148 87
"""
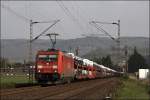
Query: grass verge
0 75 35 89
114 77 150 100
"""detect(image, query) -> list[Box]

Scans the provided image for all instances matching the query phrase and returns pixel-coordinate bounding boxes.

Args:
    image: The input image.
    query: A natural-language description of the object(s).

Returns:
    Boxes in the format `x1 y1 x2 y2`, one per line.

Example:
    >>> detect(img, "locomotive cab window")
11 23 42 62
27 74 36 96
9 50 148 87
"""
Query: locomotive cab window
38 55 58 62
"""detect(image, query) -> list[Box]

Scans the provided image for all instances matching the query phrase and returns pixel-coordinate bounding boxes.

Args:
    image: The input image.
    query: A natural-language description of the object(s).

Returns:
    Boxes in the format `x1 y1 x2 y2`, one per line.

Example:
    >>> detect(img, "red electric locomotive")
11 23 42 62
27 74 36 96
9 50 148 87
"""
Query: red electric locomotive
35 49 75 84
35 49 121 84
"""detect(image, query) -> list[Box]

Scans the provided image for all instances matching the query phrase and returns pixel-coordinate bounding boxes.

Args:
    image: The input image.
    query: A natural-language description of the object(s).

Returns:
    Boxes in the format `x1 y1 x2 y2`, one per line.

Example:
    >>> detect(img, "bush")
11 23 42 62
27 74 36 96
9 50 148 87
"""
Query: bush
146 84 150 95
122 74 129 80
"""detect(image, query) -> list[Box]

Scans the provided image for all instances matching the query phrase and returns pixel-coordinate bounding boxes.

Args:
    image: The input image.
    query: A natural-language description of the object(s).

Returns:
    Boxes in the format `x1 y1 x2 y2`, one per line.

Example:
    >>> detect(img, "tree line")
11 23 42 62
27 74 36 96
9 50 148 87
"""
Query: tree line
91 47 149 73
0 47 149 73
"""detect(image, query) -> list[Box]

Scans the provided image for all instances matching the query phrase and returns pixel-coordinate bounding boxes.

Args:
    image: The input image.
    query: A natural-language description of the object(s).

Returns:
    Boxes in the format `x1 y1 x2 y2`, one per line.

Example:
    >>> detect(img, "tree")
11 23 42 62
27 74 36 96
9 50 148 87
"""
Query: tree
0 58 10 68
102 55 113 68
91 57 102 64
90 55 113 68
128 47 148 73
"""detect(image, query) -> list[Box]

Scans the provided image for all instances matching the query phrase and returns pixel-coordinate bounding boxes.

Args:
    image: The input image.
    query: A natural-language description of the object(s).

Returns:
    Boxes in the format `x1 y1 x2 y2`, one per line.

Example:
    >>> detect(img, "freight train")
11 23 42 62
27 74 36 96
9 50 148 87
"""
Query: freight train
35 49 122 84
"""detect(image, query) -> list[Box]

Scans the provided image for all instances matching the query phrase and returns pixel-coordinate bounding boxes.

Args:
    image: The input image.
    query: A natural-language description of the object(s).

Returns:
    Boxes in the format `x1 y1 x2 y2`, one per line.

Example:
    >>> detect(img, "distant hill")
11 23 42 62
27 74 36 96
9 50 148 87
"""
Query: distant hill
1 37 149 63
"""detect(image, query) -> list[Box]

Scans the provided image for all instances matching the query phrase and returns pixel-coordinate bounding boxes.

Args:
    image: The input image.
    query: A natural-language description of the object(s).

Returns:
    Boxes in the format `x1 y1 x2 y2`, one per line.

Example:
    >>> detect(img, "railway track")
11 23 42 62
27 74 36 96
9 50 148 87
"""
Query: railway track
42 78 120 100
0 77 121 100
0 86 40 96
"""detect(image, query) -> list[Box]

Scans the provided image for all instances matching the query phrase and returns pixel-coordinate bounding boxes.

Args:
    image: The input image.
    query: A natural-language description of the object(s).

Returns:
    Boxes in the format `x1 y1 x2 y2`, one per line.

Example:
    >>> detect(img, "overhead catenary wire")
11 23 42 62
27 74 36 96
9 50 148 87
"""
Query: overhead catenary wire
1 4 30 22
57 1 115 48
56 0 86 35
70 1 109 39
2 3 61 40
90 22 116 41
70 1 94 35
91 21 114 25
1 4 30 39
69 1 116 49
31 20 60 42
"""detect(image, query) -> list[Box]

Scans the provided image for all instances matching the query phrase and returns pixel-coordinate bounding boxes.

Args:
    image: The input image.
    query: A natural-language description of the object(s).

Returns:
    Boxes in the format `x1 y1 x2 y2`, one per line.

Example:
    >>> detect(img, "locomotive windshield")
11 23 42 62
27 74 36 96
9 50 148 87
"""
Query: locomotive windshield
38 54 58 62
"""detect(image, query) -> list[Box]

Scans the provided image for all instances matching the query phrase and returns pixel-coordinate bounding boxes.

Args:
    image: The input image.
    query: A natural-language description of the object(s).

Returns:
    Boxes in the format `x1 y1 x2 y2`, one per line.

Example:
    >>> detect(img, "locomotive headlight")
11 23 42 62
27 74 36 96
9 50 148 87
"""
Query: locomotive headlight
37 65 43 69
53 65 58 69
54 70 57 72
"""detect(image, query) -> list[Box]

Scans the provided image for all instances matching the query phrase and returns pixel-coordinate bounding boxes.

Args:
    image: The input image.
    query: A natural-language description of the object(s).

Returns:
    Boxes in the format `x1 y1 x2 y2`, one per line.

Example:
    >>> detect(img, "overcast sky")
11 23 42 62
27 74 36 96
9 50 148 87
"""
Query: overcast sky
1 1 149 39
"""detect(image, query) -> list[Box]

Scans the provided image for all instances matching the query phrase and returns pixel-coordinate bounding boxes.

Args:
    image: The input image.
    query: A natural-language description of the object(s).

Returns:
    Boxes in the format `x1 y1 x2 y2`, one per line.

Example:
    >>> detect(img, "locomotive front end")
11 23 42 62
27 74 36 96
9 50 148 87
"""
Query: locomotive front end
35 50 60 83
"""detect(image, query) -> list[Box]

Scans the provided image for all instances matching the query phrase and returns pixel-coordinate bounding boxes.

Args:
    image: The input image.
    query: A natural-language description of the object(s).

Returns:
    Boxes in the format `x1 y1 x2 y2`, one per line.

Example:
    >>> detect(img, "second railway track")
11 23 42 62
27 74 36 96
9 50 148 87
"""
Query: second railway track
0 77 121 100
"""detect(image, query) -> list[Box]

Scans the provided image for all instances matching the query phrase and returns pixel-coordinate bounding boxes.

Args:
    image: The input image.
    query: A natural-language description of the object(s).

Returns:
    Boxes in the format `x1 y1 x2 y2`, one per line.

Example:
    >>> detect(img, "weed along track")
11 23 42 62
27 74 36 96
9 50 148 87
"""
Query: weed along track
0 78 120 100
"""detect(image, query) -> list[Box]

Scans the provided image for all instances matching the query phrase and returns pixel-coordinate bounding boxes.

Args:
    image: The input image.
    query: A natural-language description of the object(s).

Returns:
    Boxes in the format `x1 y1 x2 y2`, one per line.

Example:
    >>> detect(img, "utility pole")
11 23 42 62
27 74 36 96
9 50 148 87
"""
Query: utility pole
118 20 121 68
124 45 128 73
29 20 38 83
29 20 33 82
68 46 72 53
112 20 121 65
29 20 39 83
75 47 79 56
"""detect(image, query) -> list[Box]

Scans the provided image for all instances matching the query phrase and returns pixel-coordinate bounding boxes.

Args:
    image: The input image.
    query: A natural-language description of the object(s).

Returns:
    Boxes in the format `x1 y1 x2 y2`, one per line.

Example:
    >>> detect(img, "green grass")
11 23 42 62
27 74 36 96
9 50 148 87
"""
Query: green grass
115 78 150 100
0 75 35 89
